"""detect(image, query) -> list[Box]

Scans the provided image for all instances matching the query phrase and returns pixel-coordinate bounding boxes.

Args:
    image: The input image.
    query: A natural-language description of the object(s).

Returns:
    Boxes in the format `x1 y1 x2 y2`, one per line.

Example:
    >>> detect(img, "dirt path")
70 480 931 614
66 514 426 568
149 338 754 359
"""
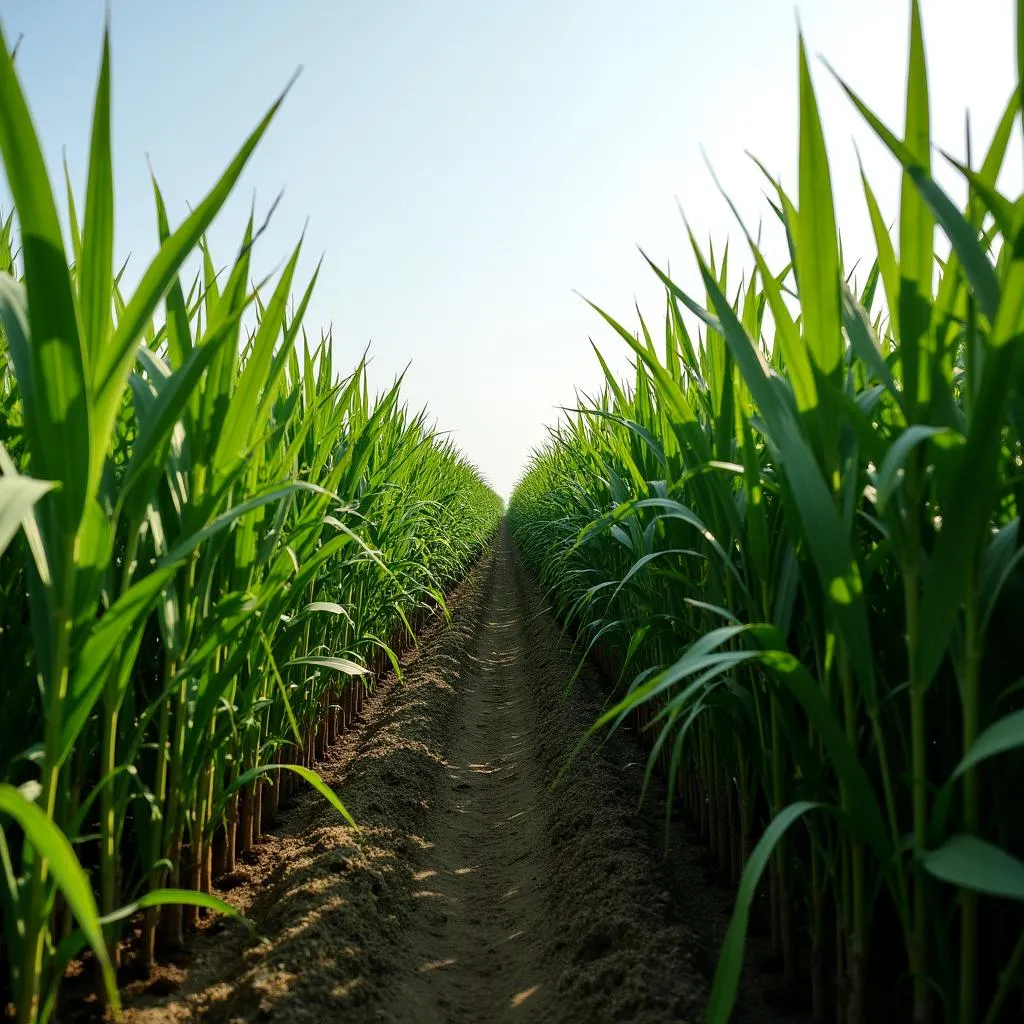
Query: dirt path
382 528 560 1022
122 526 795 1024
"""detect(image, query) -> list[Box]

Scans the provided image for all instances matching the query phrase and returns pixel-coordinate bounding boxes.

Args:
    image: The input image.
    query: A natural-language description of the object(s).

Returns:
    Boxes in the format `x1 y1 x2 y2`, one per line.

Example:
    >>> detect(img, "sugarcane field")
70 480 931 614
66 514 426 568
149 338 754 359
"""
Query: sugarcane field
1 1 1023 1021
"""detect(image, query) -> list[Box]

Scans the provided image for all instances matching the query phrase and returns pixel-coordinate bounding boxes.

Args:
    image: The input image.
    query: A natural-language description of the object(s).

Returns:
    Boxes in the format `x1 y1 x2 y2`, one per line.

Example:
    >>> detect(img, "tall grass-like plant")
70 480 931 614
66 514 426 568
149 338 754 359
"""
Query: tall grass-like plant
510 4 1024 1022
0 24 501 1023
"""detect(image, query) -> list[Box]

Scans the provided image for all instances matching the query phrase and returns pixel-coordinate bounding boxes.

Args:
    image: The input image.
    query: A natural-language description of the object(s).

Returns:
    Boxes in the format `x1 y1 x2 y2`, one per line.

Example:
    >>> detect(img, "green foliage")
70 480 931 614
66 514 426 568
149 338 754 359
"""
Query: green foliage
0 23 501 1023
509 4 1024 1022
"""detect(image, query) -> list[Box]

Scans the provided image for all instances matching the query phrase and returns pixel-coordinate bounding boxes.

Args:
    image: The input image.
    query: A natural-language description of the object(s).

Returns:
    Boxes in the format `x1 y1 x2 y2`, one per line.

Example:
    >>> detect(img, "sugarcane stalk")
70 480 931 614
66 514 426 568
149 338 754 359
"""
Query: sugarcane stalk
958 584 981 1024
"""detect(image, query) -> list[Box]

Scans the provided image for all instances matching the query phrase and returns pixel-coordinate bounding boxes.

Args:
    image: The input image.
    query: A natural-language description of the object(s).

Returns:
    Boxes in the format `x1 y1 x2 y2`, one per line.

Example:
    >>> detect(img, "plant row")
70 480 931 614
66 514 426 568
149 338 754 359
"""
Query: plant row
0 27 502 1024
510 4 1024 1022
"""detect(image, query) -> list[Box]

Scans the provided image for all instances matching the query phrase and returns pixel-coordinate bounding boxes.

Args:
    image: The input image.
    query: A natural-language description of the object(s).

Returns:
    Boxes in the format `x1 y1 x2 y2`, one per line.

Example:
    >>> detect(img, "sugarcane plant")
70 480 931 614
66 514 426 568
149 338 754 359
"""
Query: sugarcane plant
509 3 1024 1022
0 21 501 1024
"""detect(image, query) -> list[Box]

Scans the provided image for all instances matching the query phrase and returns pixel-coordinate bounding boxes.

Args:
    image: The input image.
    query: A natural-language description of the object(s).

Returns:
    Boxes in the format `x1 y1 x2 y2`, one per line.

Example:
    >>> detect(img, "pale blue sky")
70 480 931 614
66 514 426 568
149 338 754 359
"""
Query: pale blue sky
0 1 1017 496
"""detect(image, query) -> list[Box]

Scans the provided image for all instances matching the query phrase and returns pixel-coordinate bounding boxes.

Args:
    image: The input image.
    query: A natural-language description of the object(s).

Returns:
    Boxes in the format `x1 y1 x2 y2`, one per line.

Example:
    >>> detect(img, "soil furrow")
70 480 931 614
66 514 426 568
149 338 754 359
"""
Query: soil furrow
382 526 558 1022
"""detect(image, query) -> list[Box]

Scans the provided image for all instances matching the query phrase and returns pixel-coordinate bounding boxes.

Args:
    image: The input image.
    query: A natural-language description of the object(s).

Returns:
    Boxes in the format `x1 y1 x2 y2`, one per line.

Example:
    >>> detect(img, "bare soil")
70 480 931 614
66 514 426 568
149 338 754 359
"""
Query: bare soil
121 526 800 1024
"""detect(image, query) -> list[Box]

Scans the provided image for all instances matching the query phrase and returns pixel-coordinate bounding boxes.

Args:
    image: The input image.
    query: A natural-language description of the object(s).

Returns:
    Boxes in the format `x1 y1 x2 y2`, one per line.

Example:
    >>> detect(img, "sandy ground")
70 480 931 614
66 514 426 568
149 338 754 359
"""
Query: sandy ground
119 526 797 1024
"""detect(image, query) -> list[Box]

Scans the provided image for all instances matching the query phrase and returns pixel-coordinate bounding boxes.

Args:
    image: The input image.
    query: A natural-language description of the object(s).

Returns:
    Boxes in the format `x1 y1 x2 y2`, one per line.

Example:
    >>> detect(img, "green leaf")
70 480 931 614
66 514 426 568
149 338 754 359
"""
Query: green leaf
160 483 307 565
828 55 1000 330
0 27 92 541
0 472 54 558
300 601 348 617
705 162 817 413
921 835 1024 900
99 888 252 930
874 424 961 513
917 340 1021 685
215 764 358 832
899 0 934 414
79 28 114 425
92 76 295 498
0 784 119 1014
212 241 311 476
689 233 877 706
707 802 820 1023
58 566 179 766
0 442 51 583
285 656 369 676
841 281 897 397
980 518 1024 632
747 624 890 860
583 294 702 433
63 156 83 268
259 630 302 745
858 157 899 336
953 709 1024 779
150 174 193 367
796 35 842 378
365 635 404 683
119 318 235 516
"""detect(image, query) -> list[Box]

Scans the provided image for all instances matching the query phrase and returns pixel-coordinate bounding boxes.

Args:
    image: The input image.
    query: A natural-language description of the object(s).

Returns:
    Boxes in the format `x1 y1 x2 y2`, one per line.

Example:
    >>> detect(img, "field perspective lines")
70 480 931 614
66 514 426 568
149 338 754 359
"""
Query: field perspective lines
4 4 1024 1022
113 529 790 1024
